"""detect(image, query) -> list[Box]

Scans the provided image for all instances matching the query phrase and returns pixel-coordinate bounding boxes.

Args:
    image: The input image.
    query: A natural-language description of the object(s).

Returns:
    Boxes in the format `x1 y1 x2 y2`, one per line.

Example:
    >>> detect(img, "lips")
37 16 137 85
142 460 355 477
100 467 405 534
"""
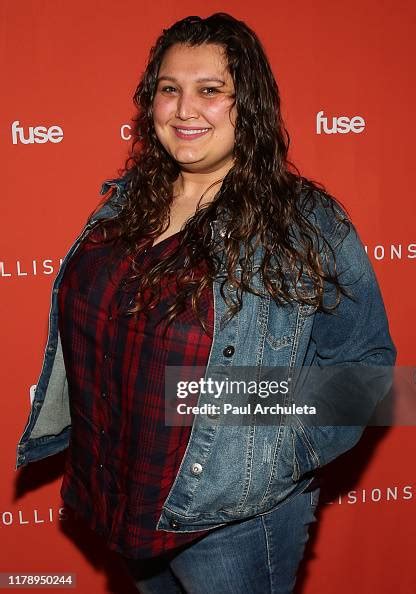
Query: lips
173 127 211 140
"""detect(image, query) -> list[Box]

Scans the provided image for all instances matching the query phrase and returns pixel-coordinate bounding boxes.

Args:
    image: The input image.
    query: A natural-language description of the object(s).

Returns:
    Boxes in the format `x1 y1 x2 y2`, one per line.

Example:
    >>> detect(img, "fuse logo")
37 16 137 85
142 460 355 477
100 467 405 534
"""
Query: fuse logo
316 111 365 134
11 120 64 144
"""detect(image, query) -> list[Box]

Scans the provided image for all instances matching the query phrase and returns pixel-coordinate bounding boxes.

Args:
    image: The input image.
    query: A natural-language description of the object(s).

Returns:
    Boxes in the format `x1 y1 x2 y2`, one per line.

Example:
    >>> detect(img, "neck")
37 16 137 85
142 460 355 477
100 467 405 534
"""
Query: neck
173 161 233 202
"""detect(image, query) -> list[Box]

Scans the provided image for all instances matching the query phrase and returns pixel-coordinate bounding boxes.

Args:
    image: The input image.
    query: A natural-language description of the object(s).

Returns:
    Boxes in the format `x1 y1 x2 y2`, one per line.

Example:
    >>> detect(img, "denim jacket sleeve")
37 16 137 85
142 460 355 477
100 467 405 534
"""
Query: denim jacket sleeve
291 205 397 478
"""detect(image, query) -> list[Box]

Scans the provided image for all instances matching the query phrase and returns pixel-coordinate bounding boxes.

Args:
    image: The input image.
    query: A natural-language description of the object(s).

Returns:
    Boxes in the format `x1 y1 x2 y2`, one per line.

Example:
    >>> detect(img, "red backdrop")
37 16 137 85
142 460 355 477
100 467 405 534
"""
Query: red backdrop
1 0 415 592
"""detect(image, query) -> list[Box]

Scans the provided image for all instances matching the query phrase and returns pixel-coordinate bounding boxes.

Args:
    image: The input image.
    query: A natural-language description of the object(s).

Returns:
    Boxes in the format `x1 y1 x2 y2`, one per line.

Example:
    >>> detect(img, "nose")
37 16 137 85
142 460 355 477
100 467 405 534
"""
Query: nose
175 91 199 120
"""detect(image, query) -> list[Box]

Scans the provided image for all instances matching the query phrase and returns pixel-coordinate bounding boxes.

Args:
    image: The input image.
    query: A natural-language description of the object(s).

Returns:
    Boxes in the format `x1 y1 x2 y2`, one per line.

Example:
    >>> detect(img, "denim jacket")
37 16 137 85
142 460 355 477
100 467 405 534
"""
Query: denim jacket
16 178 396 533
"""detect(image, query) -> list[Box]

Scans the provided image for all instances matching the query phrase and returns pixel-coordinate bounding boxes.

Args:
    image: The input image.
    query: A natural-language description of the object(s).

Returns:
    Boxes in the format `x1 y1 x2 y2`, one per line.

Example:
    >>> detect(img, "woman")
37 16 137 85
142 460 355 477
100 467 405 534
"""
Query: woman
16 13 396 594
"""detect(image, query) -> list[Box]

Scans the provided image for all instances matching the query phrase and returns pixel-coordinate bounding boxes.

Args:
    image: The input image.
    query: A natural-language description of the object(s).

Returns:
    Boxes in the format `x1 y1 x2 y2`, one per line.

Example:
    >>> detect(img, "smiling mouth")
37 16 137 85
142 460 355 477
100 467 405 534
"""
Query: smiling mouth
173 127 211 139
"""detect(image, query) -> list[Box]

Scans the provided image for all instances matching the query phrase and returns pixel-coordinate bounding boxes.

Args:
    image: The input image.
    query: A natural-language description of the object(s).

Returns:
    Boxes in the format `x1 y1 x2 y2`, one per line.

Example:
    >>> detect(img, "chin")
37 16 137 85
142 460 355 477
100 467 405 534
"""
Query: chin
174 154 206 166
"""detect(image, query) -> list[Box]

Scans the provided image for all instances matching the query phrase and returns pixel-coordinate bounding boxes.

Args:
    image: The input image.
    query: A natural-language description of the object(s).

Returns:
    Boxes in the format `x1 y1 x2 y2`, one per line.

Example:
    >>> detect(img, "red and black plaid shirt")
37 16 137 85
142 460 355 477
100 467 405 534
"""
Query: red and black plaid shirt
58 223 213 559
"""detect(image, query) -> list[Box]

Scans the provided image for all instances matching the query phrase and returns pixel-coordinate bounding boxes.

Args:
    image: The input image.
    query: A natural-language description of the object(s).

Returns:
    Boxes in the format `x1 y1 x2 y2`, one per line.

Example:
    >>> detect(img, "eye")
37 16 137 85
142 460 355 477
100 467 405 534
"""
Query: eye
201 87 220 96
159 85 177 94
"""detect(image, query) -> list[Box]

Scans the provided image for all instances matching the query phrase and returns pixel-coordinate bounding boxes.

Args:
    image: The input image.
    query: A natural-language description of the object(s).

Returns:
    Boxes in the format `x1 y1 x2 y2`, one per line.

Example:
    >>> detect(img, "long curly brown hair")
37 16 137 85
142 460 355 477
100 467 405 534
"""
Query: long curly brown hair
97 13 350 331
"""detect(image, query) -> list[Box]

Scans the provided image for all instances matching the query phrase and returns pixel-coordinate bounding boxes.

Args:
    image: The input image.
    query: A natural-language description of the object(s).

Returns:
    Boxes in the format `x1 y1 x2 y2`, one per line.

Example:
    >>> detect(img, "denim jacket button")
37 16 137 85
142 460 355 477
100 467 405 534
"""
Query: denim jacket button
169 519 180 530
223 345 235 357
191 462 203 475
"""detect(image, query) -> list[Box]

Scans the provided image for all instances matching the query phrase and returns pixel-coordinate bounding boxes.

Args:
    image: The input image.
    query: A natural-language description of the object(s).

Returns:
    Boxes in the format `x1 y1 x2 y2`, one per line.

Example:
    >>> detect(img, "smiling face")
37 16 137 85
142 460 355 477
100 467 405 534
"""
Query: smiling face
152 43 237 175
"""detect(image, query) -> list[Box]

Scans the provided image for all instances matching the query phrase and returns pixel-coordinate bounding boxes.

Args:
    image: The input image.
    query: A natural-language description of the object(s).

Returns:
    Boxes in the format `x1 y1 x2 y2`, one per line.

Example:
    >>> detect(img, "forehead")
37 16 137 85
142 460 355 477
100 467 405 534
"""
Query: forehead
158 43 231 81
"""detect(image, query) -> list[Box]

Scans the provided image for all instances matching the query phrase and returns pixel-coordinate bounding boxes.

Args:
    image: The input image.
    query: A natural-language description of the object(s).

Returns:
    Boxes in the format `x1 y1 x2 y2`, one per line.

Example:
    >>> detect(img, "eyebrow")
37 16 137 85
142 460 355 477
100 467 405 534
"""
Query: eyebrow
157 76 226 85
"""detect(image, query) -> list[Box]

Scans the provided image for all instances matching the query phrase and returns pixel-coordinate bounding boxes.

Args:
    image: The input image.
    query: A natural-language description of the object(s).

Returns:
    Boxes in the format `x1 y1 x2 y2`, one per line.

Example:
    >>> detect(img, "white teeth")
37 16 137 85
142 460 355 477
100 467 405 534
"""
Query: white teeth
177 128 209 135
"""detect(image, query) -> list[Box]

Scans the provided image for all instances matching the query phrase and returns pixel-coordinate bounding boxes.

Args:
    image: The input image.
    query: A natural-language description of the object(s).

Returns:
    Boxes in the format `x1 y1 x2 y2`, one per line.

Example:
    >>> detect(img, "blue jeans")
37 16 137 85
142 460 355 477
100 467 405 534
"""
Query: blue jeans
123 485 319 594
